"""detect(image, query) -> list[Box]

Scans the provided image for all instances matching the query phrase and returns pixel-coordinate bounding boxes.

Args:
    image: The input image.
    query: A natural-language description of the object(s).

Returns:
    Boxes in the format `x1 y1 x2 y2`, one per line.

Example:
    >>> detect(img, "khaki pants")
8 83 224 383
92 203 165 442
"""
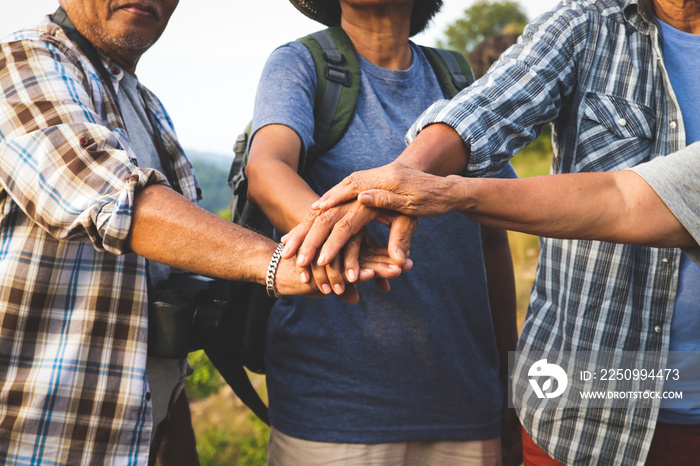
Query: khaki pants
268 427 501 466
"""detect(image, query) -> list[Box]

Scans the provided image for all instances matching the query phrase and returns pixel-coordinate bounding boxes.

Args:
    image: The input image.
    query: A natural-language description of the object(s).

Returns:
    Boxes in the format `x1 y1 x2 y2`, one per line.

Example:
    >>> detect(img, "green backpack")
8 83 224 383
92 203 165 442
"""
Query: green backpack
220 26 474 424
228 26 474 228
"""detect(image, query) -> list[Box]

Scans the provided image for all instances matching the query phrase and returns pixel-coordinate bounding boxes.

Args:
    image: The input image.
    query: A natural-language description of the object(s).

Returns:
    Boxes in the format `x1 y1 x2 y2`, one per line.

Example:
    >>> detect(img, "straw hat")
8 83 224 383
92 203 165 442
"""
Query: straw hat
288 0 443 36
289 0 342 27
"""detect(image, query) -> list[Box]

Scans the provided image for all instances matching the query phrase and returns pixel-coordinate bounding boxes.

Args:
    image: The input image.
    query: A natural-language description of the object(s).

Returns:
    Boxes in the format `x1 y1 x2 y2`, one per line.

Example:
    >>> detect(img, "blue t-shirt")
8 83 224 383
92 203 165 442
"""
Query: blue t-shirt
252 40 516 443
657 19 700 424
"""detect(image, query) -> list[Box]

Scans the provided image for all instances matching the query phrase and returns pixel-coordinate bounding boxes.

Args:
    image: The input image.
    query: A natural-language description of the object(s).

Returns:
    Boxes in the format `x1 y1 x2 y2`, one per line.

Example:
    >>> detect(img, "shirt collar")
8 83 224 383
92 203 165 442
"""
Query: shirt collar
623 0 656 34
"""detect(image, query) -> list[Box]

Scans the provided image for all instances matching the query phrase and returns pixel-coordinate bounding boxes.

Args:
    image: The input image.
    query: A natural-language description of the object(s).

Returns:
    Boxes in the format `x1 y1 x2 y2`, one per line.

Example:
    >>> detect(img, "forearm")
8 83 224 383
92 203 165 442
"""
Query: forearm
396 123 469 176
246 124 320 233
129 184 276 285
455 170 695 247
247 157 319 233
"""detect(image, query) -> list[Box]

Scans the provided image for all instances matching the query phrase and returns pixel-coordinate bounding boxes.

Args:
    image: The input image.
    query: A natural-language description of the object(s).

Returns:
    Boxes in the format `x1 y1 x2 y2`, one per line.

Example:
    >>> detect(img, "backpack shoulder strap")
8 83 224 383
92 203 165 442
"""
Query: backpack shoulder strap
297 26 360 163
419 46 475 98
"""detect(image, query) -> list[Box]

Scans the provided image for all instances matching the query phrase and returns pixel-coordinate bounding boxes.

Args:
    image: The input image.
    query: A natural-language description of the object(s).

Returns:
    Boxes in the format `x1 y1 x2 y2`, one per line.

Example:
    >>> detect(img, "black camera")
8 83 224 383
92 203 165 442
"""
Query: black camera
147 272 236 359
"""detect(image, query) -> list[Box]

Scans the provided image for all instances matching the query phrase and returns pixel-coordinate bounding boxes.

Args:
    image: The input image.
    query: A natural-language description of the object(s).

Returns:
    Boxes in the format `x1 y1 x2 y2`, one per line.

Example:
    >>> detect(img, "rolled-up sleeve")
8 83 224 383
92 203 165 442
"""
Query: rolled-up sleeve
406 3 585 178
0 35 169 255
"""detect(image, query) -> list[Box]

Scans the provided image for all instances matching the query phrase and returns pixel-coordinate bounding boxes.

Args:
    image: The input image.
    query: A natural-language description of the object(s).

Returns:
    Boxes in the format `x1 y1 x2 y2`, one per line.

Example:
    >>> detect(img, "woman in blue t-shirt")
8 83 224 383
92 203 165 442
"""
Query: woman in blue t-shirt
246 1 519 464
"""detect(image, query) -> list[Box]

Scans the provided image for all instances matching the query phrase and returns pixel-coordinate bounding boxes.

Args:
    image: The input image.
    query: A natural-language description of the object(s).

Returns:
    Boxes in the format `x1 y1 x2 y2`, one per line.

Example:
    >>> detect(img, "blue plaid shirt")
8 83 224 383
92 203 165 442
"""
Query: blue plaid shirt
0 16 198 465
409 0 685 464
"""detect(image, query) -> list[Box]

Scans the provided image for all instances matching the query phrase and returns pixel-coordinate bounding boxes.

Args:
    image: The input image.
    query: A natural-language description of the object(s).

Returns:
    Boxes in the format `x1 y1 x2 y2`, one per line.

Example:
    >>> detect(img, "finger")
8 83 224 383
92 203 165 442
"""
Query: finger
343 233 363 282
339 283 360 304
326 254 346 295
296 262 311 284
282 223 310 261
374 277 390 292
296 208 345 268
357 190 412 213
310 259 333 295
388 215 418 266
283 210 319 262
358 235 404 276
312 174 362 210
374 214 392 227
357 268 375 282
273 259 317 296
360 260 403 280
316 207 377 266
358 244 413 279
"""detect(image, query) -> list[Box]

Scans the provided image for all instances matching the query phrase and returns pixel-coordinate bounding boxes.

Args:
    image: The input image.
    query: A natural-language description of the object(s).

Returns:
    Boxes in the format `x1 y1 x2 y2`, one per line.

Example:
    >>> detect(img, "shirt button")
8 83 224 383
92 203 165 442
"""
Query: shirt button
110 66 121 75
661 258 669 264
146 392 152 401
79 137 89 147
617 118 627 127
669 121 677 129
654 325 662 334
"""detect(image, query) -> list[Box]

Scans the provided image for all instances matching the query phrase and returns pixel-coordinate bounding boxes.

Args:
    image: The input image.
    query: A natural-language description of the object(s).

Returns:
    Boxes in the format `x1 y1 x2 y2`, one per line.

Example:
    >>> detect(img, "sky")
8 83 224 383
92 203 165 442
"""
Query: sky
1 1 559 157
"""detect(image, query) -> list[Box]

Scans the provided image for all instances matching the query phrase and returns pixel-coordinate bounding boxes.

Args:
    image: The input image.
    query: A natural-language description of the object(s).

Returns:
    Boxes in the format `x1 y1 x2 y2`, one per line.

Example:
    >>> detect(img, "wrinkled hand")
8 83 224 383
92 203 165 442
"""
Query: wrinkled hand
281 200 417 283
274 249 407 304
304 228 414 301
313 161 463 217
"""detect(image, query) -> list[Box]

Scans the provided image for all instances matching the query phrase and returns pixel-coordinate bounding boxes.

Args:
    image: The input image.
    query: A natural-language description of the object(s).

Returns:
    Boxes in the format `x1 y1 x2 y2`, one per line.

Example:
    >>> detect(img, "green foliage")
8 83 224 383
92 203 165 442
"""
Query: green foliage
196 415 268 466
514 125 553 177
197 428 235 466
191 159 232 215
235 416 269 466
217 206 231 221
437 0 529 54
186 350 225 401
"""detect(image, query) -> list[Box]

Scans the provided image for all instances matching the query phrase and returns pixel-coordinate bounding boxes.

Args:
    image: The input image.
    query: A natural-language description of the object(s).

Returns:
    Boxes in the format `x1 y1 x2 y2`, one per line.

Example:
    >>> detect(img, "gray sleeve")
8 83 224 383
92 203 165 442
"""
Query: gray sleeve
251 42 317 159
630 142 700 265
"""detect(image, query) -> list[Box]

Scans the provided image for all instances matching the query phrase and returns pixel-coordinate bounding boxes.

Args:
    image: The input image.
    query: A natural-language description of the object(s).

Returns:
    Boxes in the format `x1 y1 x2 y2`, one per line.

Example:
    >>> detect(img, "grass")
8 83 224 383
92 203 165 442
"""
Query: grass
187 363 269 466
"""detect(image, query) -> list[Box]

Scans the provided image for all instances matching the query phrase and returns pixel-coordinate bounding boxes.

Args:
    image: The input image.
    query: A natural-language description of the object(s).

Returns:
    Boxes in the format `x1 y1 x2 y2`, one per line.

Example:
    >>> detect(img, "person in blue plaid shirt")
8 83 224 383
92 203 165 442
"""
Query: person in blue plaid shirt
0 0 409 465
282 0 700 464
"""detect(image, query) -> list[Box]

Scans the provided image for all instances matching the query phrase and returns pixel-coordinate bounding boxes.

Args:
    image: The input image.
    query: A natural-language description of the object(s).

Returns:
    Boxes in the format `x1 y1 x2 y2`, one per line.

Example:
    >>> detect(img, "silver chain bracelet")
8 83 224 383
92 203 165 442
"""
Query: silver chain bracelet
266 243 285 298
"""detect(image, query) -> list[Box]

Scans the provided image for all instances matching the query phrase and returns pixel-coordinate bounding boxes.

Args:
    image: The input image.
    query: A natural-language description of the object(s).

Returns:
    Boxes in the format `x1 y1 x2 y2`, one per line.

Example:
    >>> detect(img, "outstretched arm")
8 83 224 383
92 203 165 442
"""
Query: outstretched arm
330 164 697 248
128 184 315 295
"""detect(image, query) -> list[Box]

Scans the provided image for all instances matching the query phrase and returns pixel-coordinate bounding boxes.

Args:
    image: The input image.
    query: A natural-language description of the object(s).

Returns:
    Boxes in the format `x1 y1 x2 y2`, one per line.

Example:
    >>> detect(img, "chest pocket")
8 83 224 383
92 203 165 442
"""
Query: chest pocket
575 93 656 173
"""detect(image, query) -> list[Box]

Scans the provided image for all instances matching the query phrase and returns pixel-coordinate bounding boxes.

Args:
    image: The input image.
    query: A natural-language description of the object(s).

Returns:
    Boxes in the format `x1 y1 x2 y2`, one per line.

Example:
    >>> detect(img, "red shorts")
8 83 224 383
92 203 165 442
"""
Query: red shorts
522 422 700 466
521 426 564 466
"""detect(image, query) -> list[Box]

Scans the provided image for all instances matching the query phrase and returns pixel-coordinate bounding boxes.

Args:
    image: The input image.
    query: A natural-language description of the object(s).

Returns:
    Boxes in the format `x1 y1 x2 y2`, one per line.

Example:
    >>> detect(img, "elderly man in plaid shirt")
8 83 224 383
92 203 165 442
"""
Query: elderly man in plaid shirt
283 0 700 464
0 0 411 464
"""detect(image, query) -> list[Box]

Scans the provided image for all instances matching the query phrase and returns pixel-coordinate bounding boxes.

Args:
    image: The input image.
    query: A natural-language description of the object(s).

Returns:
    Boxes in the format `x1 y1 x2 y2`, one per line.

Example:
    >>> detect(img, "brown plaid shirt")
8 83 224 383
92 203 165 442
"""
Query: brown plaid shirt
0 16 199 465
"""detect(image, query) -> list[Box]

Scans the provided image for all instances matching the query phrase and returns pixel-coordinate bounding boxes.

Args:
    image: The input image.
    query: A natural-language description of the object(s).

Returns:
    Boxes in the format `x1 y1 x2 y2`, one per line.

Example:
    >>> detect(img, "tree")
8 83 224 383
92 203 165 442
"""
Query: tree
437 0 529 55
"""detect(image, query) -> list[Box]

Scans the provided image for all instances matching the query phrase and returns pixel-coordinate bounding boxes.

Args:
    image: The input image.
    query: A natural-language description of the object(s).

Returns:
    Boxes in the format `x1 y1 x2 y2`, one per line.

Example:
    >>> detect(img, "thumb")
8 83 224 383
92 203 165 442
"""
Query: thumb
387 215 417 266
358 190 408 212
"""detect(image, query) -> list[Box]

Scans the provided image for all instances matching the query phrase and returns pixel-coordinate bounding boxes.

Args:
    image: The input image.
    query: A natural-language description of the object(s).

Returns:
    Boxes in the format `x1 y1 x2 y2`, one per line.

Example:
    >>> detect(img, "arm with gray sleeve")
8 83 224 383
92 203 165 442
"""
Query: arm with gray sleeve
631 142 700 264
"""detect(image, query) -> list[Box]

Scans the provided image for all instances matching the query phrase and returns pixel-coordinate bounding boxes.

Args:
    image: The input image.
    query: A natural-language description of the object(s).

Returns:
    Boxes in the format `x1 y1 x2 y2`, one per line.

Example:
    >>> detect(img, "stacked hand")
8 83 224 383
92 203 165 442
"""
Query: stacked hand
280 162 462 290
280 198 418 299
313 162 463 216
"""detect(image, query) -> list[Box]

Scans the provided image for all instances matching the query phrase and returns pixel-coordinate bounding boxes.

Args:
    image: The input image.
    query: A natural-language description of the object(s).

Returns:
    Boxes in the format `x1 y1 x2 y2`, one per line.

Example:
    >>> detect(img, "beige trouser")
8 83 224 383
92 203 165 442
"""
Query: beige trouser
268 427 501 466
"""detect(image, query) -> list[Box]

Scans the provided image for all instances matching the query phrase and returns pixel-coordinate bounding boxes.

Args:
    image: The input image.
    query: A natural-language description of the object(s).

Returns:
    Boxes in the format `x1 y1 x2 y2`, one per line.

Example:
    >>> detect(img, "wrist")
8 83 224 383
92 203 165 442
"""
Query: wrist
265 243 285 297
446 175 475 213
